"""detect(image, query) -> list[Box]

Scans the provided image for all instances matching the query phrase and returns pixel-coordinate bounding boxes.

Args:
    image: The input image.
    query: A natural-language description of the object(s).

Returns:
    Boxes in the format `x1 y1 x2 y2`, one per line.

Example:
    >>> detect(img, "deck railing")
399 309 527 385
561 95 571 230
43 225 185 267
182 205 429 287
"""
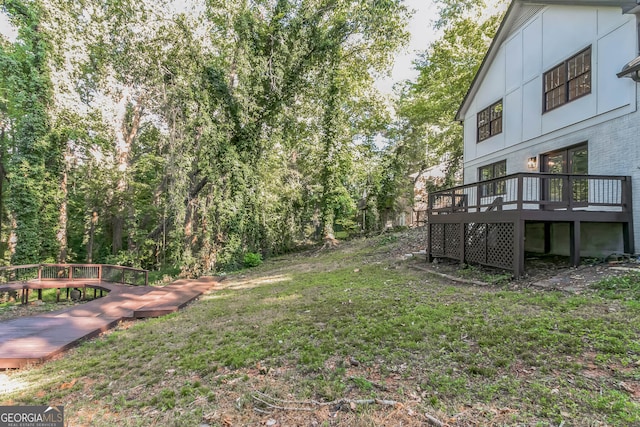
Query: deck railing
0 264 148 286
428 173 632 215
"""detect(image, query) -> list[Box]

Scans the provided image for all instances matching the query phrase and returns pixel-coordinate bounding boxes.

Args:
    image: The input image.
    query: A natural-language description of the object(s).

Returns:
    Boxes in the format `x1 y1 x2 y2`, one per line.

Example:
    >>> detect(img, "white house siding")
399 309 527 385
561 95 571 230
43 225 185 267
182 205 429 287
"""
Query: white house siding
460 3 640 254
463 5 637 181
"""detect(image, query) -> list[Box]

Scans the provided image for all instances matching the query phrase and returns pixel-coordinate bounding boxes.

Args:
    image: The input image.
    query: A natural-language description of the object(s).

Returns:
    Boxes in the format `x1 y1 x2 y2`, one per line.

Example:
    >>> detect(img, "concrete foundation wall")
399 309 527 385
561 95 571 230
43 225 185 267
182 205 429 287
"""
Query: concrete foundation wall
525 222 624 258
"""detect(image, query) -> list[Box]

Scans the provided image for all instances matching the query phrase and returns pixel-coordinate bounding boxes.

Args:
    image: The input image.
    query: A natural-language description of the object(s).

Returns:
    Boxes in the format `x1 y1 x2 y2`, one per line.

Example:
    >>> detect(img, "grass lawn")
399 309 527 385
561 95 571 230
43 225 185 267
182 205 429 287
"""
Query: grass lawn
1 232 639 426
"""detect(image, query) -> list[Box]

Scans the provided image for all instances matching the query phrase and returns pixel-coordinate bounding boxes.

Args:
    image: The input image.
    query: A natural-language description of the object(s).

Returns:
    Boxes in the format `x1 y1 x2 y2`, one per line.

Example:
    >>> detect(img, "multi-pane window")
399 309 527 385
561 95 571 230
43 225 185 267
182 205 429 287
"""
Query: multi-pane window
542 144 588 204
477 100 503 142
544 47 591 112
479 160 507 197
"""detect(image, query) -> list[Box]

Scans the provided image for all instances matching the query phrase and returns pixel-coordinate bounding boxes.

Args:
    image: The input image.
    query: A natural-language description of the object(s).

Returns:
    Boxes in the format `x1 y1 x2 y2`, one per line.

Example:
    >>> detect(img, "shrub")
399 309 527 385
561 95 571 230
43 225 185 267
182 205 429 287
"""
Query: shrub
243 252 263 268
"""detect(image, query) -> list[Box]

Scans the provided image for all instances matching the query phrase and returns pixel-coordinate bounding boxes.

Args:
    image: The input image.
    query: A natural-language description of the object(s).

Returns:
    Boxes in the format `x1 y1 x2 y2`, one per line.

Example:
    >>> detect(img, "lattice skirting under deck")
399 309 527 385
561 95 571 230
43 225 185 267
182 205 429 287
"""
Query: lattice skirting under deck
429 222 515 271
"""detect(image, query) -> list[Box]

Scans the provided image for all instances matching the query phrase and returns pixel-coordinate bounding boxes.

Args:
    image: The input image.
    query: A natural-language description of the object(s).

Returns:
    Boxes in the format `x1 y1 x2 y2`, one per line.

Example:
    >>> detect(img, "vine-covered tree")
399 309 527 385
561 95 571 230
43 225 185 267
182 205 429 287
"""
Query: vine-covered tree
0 0 409 274
0 0 61 264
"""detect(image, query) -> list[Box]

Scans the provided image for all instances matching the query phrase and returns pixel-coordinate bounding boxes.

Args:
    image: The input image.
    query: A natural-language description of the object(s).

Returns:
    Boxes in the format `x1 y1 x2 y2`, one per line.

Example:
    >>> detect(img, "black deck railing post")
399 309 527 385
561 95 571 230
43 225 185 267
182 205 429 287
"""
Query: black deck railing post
568 176 574 210
517 175 524 211
563 176 570 208
623 176 634 254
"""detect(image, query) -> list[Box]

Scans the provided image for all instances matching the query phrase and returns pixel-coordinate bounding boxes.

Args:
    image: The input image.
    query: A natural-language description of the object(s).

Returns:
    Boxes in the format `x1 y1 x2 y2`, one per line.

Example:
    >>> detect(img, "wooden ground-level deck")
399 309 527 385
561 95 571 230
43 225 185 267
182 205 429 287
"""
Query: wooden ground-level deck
0 276 220 369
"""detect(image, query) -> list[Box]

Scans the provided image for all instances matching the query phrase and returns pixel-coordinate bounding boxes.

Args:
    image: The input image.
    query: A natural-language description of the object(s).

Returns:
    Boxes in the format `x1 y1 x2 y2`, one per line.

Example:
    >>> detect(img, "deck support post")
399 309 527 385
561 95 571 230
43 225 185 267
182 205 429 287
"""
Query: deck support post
426 223 433 263
623 221 635 255
622 176 634 254
459 221 466 266
37 289 42 301
569 220 581 267
544 223 552 254
56 288 60 302
513 219 525 277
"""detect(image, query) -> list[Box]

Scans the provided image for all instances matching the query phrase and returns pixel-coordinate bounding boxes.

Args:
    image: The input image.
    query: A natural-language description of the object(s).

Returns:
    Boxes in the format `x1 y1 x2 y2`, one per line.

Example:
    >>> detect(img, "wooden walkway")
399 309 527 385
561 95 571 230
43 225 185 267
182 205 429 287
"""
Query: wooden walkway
0 277 219 369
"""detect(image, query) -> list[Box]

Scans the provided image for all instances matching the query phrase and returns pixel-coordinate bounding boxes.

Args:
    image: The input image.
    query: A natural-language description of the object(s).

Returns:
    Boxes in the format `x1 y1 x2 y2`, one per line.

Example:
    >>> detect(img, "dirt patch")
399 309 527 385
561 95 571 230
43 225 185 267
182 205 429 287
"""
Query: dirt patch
417 255 640 293
393 227 640 293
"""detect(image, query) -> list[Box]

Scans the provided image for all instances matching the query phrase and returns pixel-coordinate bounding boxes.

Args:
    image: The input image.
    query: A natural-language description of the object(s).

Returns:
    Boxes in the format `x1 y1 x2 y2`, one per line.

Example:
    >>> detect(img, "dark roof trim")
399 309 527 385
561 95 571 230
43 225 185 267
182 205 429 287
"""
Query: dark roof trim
617 55 640 78
520 0 638 13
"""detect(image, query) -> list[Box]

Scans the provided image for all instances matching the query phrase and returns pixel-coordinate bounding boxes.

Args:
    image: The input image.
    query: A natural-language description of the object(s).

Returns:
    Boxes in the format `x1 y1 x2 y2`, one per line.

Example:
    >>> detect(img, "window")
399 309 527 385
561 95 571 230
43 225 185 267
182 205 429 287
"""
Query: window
477 100 503 142
544 47 591 112
479 160 507 197
542 143 588 204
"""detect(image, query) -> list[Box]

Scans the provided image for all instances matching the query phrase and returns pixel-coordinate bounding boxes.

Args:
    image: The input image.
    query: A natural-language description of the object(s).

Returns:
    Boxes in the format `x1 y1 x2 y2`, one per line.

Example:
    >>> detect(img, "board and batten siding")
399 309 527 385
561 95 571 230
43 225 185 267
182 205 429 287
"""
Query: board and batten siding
462 5 637 184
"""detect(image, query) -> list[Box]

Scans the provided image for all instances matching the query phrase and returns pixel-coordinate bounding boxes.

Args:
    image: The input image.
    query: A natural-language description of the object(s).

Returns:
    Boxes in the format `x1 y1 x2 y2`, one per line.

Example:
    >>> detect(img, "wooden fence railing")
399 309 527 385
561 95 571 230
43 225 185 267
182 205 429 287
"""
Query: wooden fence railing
0 264 148 286
428 173 631 215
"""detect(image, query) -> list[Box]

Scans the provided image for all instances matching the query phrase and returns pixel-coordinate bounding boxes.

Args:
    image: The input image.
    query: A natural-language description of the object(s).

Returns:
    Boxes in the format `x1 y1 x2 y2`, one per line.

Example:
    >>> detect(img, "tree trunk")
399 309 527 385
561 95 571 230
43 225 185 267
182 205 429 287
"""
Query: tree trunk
112 93 144 255
56 158 69 262
8 213 16 259
86 211 98 263
319 62 341 248
111 214 123 255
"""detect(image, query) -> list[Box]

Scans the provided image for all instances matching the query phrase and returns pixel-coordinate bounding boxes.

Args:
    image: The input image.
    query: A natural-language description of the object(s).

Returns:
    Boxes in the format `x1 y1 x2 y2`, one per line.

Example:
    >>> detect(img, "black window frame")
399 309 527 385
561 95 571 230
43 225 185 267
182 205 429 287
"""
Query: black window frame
543 46 592 112
478 160 507 197
477 100 503 143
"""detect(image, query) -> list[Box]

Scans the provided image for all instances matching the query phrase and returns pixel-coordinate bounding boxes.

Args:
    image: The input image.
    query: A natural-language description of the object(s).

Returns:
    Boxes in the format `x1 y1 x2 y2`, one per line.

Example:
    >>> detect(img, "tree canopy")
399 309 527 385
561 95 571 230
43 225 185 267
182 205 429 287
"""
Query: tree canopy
0 0 413 273
0 0 506 274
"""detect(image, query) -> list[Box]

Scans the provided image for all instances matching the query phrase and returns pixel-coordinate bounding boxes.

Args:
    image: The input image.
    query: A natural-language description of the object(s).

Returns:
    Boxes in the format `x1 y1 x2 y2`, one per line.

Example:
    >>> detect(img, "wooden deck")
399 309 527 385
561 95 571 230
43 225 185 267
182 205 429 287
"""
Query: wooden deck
427 173 634 276
0 277 220 369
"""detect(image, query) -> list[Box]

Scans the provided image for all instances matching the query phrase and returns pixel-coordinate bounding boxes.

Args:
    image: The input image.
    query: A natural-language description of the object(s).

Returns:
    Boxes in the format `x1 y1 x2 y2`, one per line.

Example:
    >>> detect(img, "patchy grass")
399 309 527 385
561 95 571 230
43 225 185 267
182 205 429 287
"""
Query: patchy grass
1 233 640 426
455 263 513 285
592 271 640 301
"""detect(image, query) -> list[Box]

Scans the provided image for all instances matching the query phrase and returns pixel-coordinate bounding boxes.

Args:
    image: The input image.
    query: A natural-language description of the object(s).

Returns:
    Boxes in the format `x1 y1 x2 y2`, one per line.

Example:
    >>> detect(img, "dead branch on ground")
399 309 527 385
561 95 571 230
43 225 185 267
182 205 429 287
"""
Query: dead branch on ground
250 390 447 426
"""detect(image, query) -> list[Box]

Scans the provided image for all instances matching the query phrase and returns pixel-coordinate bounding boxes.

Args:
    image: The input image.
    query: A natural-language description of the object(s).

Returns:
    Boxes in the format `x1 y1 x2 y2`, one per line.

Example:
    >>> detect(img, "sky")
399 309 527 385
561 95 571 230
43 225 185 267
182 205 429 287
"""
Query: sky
376 0 443 94
0 0 444 93
0 13 17 43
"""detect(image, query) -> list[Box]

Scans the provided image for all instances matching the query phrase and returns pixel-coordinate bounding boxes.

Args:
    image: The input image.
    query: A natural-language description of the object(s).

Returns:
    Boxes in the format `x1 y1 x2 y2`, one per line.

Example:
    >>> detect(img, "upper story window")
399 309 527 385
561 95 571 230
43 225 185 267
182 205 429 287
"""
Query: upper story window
477 100 503 142
544 46 592 112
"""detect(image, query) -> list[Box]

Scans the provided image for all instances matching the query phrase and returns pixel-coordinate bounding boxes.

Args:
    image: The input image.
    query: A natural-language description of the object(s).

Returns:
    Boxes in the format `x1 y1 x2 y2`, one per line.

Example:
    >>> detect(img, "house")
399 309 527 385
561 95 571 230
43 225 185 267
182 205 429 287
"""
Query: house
426 0 640 276
410 164 448 226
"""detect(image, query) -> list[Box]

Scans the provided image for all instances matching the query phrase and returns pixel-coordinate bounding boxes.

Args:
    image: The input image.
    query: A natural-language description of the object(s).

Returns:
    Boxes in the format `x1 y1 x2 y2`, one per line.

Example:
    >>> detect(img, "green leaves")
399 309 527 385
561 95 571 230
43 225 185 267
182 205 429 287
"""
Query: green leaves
393 2 503 187
0 0 410 271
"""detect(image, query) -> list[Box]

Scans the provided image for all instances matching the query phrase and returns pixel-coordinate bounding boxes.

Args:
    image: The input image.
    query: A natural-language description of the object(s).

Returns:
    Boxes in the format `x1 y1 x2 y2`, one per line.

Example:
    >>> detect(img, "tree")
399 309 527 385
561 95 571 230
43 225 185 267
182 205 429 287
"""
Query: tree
381 0 504 220
0 0 61 264
0 0 410 274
